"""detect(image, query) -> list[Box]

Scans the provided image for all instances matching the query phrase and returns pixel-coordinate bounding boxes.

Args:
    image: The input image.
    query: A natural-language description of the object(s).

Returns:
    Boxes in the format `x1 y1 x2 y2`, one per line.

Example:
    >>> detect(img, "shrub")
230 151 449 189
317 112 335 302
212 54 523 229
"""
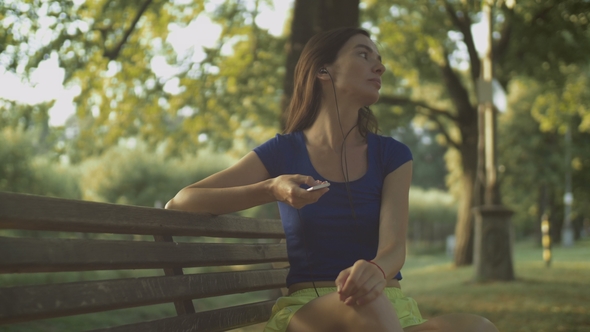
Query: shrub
0 128 81 199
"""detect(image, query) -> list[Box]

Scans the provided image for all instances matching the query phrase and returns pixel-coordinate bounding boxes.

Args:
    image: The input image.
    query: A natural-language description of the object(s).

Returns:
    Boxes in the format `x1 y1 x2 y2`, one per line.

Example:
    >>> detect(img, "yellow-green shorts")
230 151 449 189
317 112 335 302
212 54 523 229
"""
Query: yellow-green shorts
263 287 426 332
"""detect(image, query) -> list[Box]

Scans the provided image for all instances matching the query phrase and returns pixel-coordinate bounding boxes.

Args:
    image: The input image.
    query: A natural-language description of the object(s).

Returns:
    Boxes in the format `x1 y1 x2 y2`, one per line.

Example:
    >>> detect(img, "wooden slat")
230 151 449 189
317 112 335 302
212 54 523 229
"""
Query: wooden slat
0 192 284 238
0 237 288 273
0 268 288 325
88 300 276 332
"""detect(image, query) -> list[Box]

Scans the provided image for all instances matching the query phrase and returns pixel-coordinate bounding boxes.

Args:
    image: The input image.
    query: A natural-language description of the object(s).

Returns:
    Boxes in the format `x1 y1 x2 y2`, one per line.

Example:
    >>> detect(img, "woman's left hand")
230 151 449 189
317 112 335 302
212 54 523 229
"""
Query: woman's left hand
335 259 387 306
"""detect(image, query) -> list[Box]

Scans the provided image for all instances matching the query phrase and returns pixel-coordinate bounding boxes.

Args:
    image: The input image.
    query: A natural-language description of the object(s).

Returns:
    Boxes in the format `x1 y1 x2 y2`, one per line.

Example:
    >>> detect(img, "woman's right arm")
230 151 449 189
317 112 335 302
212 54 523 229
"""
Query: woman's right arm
165 151 328 215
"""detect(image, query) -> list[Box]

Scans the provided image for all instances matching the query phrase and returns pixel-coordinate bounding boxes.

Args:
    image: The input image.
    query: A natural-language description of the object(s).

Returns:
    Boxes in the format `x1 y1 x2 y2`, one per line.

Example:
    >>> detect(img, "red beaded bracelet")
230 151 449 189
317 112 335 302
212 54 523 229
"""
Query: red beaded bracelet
368 260 386 279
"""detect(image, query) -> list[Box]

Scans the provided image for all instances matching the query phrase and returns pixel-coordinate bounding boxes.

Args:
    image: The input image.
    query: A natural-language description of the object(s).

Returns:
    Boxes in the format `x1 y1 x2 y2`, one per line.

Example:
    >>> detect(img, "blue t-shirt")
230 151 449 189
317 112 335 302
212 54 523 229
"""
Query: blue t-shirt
254 131 412 287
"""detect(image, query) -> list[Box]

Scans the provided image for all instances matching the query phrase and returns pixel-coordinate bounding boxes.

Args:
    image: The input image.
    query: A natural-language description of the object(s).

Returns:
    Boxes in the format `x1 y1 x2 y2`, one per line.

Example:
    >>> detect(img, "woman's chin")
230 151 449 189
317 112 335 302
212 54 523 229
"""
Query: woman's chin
362 94 380 107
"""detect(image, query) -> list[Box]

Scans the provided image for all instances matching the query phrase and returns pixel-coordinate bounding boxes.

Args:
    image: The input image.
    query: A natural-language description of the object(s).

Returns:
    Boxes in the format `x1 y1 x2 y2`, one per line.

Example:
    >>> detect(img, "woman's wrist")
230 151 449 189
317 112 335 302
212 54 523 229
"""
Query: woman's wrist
367 260 387 279
264 178 278 201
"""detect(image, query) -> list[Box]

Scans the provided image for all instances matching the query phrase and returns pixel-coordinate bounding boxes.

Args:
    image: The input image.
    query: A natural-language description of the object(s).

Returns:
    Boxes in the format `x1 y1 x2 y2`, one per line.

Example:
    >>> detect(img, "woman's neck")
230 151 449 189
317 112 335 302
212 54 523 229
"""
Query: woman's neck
304 99 364 151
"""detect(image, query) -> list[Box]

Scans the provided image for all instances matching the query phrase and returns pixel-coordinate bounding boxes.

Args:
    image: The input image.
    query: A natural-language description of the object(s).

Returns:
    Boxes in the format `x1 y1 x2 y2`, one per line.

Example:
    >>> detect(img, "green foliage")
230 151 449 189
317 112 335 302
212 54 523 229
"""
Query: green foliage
409 186 457 225
378 1 455 76
0 99 52 131
1 0 285 160
364 0 590 146
0 99 62 155
499 0 590 86
366 0 476 114
79 143 235 206
0 128 37 192
0 124 276 217
408 187 457 254
531 65 590 134
498 79 563 235
76 140 280 217
498 77 590 237
0 127 81 199
168 15 286 157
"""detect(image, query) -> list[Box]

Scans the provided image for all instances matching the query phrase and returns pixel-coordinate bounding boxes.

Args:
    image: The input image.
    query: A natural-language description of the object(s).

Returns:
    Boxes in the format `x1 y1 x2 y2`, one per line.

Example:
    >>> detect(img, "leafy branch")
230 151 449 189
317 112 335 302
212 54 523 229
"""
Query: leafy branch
443 0 481 84
378 95 460 149
103 0 154 61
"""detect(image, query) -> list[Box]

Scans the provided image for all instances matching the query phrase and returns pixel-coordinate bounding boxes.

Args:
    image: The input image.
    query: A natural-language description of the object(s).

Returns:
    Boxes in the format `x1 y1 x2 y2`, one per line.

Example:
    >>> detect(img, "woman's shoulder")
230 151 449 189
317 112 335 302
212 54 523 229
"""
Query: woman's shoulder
368 132 411 151
265 131 302 145
276 131 302 141
253 132 304 177
368 132 413 173
255 131 302 152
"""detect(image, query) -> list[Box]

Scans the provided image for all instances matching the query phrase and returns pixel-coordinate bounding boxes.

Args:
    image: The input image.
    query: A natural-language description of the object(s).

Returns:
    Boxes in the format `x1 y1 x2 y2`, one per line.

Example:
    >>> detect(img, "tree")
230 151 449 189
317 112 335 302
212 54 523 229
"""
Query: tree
498 78 564 241
1 0 289 160
530 65 590 134
364 0 590 265
499 73 590 243
164 1 286 156
3 0 188 160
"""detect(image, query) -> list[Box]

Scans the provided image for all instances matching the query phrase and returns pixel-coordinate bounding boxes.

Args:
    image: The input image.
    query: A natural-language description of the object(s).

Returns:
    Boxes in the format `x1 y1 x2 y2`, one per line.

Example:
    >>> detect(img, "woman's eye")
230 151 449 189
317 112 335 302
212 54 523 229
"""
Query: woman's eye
360 52 368 59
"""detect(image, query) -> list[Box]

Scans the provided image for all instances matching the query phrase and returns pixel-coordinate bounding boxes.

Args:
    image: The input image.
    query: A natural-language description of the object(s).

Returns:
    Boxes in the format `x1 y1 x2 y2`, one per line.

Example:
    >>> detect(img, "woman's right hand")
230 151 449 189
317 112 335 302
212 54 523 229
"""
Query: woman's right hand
270 175 329 209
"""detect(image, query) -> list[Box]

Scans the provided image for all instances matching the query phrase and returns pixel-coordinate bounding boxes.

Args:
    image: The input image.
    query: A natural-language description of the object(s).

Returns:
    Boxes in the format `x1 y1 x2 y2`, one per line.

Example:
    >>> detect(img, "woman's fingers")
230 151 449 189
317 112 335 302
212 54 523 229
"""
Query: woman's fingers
296 174 319 187
335 267 351 300
337 260 386 306
339 260 369 296
273 175 329 208
349 281 383 306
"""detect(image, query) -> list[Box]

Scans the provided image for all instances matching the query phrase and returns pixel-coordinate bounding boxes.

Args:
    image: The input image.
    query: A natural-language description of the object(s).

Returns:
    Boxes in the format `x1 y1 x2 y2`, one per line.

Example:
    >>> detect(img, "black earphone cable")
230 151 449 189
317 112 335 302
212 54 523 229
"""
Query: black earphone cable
293 69 358 299
297 208 320 298
326 70 358 221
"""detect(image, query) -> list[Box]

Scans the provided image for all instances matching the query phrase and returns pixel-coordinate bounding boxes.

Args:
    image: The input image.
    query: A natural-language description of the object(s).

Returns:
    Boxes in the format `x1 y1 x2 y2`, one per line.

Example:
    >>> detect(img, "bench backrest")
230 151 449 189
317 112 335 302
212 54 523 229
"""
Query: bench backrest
0 191 288 331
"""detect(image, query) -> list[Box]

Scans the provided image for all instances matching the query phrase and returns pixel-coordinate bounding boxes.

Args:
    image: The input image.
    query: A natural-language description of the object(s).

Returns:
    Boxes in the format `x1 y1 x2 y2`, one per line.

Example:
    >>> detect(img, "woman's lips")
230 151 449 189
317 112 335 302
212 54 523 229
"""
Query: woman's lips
368 78 381 88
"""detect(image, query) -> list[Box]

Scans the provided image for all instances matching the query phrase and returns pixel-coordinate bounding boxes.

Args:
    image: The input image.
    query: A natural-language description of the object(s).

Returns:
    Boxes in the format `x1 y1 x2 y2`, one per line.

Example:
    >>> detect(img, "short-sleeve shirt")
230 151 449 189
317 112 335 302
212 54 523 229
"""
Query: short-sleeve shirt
254 131 412 287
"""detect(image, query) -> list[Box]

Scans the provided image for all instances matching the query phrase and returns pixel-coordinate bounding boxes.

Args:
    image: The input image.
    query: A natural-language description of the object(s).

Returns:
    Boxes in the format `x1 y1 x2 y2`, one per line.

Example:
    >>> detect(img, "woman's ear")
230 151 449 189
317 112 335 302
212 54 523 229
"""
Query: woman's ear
317 67 331 80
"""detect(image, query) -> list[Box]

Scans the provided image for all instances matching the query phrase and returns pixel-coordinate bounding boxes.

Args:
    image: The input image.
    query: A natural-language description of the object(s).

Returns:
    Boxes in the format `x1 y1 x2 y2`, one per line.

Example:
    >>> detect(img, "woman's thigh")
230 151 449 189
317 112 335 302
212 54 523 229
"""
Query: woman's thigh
286 292 404 332
404 313 499 332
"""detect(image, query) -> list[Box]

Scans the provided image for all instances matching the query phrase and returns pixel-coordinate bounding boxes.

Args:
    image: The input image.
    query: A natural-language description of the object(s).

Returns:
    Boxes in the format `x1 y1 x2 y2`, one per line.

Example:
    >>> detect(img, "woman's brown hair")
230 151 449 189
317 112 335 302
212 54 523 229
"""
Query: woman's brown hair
284 27 379 137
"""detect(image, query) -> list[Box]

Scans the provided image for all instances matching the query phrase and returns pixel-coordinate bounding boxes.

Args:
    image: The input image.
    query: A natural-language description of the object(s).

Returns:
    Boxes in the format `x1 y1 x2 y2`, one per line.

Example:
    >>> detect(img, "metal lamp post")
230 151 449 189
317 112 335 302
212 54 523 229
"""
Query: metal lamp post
472 0 515 281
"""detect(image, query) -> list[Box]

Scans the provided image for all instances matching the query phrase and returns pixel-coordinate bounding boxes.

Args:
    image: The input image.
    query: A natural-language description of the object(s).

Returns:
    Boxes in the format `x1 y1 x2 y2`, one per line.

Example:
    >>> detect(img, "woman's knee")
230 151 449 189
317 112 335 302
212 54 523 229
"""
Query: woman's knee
417 313 498 332
342 292 402 332
458 314 498 332
287 292 402 332
476 315 499 332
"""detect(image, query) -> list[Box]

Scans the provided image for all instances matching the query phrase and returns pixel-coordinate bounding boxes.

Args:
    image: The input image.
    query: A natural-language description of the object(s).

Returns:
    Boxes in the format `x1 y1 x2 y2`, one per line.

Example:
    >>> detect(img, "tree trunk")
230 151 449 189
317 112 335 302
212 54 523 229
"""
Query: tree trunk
280 0 359 128
439 55 481 266
317 0 359 31
453 127 480 266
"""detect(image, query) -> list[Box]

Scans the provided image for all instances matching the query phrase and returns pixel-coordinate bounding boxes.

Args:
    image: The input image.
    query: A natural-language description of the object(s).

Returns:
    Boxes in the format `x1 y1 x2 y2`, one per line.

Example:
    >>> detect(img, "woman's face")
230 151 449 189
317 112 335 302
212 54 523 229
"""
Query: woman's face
323 34 385 106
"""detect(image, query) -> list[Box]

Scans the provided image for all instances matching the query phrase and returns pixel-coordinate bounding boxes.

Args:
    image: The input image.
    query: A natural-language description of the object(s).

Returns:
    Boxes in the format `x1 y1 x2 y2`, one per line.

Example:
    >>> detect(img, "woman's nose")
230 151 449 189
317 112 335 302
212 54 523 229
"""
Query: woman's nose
374 62 385 75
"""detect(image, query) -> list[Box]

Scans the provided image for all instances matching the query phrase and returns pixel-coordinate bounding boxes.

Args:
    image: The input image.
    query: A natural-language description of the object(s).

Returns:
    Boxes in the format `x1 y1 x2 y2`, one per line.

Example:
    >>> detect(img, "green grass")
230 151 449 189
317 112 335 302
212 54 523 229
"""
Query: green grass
399 239 590 332
2 239 589 331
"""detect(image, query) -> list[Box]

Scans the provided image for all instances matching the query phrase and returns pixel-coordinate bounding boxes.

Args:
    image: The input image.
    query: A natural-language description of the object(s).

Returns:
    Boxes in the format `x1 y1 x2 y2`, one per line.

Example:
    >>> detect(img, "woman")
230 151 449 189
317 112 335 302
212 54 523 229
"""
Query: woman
166 27 499 332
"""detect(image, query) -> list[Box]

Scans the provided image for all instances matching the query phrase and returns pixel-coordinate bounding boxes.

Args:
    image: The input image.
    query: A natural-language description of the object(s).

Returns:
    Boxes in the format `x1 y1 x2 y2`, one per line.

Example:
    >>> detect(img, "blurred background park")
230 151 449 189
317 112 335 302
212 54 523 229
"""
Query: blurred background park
0 0 589 331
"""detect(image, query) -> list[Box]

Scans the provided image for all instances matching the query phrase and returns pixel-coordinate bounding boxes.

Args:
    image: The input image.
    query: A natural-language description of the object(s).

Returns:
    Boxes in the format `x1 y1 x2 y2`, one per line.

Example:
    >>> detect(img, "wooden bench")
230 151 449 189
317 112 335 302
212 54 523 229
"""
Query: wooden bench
0 191 288 331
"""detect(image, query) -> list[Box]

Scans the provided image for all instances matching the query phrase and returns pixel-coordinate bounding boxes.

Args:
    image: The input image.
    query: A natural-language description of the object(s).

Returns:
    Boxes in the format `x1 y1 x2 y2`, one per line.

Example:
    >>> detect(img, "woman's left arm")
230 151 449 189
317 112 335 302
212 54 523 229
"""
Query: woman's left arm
372 160 412 279
335 160 412 305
